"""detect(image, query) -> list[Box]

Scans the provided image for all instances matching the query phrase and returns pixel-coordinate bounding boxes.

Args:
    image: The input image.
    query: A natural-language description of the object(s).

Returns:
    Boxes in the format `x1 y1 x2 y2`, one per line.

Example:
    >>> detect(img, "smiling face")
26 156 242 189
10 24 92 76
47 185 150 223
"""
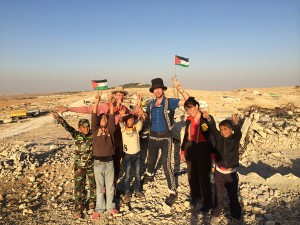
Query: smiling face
100 114 108 127
78 125 90 135
126 117 135 128
219 125 233 138
185 104 200 118
114 92 125 103
153 88 164 99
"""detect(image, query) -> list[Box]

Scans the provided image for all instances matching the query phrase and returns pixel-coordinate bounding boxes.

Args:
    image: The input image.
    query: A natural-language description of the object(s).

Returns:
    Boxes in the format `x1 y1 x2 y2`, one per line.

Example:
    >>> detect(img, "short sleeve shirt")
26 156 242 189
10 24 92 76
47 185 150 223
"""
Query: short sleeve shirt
146 97 180 132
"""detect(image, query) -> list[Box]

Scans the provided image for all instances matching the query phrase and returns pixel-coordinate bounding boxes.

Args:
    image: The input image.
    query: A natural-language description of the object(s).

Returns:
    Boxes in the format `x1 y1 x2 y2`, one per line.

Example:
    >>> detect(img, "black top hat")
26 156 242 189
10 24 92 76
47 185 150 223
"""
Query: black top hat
149 78 168 93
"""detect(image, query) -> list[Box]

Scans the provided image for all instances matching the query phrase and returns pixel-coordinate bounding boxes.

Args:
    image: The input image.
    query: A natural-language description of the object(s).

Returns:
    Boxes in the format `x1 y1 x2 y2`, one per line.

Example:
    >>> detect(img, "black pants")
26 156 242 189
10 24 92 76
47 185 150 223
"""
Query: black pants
114 129 123 181
147 136 176 193
185 141 212 208
212 170 241 219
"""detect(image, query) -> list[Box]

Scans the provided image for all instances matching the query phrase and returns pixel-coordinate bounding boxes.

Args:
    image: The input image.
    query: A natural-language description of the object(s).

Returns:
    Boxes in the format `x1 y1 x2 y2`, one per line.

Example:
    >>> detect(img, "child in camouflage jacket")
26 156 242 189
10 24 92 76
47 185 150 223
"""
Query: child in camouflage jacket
52 112 96 219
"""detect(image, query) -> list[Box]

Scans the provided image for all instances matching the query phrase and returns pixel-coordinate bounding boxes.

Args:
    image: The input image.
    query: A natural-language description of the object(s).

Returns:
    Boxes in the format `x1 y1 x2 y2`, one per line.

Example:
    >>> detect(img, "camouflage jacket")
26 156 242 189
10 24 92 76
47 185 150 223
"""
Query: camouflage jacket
59 119 93 169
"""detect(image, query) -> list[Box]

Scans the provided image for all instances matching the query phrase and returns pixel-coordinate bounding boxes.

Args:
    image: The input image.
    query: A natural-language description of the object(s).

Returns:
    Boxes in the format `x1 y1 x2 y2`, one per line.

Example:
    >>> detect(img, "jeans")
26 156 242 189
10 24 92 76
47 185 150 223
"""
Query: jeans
123 152 141 195
94 159 115 213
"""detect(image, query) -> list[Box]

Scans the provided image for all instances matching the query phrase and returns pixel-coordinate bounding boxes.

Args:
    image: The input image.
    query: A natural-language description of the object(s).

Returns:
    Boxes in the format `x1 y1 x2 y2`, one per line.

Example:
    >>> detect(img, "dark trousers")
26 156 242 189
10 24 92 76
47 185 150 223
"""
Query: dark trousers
114 129 123 181
147 136 176 193
212 170 241 219
185 141 212 208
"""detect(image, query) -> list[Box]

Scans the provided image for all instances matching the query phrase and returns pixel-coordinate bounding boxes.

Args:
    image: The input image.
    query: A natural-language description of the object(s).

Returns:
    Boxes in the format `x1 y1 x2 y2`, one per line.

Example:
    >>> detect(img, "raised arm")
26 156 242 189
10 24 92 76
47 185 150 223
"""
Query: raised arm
91 92 102 131
232 114 242 142
202 111 220 138
93 92 102 113
172 76 190 106
52 111 77 138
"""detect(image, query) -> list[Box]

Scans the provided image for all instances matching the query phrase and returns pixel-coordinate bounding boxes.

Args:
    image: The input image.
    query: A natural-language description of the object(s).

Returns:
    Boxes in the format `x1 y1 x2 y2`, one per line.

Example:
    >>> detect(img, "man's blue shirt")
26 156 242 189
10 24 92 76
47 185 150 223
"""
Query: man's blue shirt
146 97 180 132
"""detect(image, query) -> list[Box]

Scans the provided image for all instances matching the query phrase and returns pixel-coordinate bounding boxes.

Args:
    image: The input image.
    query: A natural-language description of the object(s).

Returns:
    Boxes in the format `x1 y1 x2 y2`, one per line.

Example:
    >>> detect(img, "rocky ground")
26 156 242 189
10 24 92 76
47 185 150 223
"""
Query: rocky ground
0 86 299 225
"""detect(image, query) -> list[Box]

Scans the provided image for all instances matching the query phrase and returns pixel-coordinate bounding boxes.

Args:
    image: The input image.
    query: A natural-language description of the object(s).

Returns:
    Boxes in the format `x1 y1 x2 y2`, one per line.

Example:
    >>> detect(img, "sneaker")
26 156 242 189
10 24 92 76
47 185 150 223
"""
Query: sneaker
143 174 154 184
110 208 119 215
136 192 145 199
91 212 100 220
165 193 178 206
210 216 219 225
123 195 131 203
73 212 82 219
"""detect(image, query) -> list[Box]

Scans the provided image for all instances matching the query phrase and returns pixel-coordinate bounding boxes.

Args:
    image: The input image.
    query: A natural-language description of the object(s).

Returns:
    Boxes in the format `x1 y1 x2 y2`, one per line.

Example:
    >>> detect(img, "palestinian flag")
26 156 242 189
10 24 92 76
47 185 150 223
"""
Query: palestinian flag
175 55 189 67
91 79 108 90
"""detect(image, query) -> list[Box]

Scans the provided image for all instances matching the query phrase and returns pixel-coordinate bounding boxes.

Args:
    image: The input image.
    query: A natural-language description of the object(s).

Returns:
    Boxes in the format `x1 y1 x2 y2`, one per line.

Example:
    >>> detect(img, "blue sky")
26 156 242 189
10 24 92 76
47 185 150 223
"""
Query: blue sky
0 0 299 94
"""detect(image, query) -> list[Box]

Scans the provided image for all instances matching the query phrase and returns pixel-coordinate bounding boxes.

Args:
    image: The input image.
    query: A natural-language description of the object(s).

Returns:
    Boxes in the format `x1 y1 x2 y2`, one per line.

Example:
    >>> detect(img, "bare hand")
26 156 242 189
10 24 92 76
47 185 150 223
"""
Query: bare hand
109 93 116 104
172 76 182 91
95 91 102 102
232 114 239 125
56 106 69 113
202 111 211 121
52 111 63 122
137 107 146 121
136 93 143 107
119 108 128 118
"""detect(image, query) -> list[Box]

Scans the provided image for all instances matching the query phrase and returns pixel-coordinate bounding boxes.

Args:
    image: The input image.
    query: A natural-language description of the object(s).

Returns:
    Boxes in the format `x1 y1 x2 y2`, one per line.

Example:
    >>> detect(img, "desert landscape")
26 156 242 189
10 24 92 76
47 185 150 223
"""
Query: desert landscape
0 86 299 225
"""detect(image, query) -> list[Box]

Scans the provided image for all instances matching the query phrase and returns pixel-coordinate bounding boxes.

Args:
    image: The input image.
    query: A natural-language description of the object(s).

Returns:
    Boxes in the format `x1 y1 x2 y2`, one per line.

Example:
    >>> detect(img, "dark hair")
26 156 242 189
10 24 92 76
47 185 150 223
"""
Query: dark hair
219 119 233 129
98 113 108 121
184 97 199 109
124 114 135 124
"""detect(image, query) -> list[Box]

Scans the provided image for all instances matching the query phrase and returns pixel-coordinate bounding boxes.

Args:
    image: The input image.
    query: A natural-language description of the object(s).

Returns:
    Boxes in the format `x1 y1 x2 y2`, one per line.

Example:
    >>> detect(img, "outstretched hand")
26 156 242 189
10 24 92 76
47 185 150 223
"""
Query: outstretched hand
95 91 102 102
172 76 182 91
232 114 239 125
52 111 63 122
108 93 116 104
202 111 211 121
56 106 69 113
119 108 128 118
136 93 143 107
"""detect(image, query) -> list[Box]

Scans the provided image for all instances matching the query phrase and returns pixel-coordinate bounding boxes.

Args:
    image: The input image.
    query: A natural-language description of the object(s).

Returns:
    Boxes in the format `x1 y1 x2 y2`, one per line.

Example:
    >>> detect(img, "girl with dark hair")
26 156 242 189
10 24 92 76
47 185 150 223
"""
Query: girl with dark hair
181 97 213 212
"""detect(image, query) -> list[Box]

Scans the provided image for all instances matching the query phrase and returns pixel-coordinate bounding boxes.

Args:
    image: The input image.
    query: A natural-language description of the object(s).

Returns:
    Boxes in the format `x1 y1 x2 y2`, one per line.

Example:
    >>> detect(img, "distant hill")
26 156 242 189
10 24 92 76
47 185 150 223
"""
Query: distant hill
122 83 151 88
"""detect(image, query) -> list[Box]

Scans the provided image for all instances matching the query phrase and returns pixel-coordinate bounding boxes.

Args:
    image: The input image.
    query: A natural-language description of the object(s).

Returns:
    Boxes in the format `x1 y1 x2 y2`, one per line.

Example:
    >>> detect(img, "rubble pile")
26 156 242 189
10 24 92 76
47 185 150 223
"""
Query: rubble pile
240 103 300 166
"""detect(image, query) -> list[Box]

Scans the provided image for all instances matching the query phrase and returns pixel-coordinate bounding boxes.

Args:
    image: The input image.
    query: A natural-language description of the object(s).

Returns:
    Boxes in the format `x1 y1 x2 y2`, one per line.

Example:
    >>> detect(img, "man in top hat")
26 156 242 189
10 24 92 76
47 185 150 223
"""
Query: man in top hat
144 77 189 206
57 86 136 184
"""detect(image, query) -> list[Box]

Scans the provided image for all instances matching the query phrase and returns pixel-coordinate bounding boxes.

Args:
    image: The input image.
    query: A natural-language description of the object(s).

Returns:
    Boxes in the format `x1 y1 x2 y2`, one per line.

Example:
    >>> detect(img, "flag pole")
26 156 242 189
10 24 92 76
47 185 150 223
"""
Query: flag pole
174 55 179 98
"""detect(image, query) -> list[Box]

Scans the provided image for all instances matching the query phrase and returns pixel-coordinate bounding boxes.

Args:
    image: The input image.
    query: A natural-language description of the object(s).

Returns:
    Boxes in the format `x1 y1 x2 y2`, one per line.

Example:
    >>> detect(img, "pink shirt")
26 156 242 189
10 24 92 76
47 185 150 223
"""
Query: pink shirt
68 103 132 125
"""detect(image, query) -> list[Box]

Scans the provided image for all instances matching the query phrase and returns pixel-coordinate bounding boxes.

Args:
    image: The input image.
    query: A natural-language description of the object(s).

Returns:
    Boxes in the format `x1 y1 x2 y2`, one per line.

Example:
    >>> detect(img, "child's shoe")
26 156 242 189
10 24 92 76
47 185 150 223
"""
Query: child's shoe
143 174 154 184
136 192 145 199
110 208 119 215
165 193 177 206
123 195 131 203
91 212 100 220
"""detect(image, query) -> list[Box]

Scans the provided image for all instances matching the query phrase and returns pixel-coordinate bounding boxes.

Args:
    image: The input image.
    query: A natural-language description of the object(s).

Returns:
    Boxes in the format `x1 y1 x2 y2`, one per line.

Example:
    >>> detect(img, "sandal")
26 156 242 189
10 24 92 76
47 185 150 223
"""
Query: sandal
91 212 100 220
123 195 130 203
110 209 119 215
136 192 145 199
